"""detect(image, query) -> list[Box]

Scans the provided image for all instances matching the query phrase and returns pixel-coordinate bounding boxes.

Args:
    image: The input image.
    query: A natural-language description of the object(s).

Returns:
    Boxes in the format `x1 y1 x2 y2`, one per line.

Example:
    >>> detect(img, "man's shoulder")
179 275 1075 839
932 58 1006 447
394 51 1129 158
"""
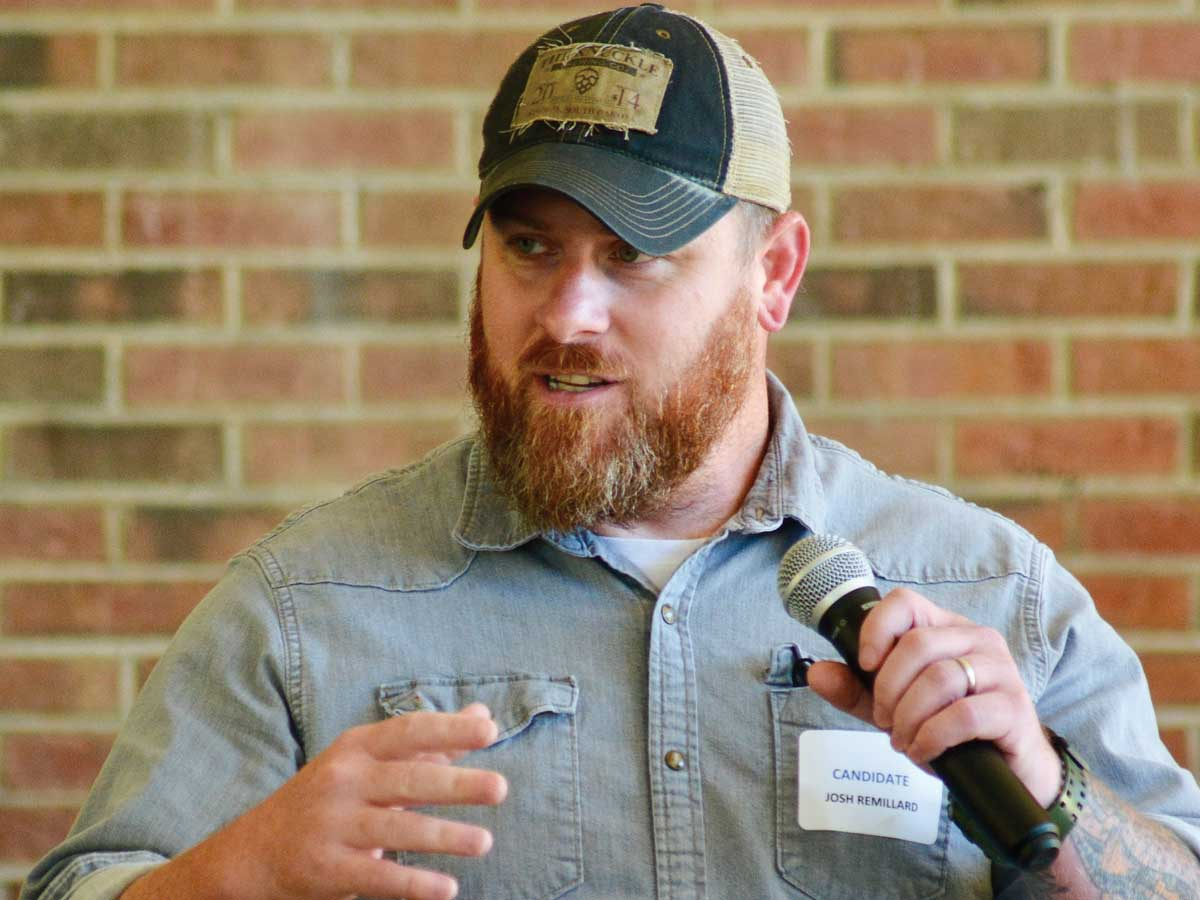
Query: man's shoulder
244 436 478 592
806 432 1040 584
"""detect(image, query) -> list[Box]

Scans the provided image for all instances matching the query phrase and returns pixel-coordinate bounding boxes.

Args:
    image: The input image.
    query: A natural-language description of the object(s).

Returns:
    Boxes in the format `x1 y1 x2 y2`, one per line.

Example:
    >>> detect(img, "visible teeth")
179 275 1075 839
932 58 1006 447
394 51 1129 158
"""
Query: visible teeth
547 374 607 392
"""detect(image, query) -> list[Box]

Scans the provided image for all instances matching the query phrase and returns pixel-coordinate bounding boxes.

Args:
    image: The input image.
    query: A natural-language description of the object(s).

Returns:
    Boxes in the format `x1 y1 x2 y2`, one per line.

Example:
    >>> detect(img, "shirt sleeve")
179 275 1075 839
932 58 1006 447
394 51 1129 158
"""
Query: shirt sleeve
1031 543 1200 857
19 552 302 900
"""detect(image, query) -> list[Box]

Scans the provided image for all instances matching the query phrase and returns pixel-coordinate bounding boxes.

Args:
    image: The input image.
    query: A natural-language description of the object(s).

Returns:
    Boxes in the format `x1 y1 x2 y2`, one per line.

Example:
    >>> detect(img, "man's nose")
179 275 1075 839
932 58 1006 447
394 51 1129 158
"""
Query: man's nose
533 259 612 344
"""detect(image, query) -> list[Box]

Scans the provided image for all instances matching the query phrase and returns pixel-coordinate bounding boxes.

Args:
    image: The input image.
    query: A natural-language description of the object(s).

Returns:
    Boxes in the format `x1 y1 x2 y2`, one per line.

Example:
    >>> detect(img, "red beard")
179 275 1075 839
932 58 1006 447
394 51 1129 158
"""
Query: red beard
468 276 758 533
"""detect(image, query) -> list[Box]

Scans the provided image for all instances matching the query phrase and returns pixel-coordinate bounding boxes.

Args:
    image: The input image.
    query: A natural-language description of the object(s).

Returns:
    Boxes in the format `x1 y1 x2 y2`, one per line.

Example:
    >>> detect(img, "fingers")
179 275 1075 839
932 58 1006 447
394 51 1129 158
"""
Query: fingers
360 707 499 761
805 660 874 724
858 588 974 670
897 691 1017 765
343 855 461 900
870 625 982 730
363 759 508 808
349 807 494 857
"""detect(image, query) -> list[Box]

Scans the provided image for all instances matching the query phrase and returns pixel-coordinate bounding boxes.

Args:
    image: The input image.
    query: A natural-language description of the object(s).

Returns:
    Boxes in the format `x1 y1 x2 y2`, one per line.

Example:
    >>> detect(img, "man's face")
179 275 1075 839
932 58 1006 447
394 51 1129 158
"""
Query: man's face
468 188 766 533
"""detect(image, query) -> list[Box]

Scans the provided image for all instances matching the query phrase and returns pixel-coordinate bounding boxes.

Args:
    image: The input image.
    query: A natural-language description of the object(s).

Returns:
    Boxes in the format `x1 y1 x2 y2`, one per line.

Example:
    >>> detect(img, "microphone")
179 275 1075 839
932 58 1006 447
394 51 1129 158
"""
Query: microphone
777 533 1061 870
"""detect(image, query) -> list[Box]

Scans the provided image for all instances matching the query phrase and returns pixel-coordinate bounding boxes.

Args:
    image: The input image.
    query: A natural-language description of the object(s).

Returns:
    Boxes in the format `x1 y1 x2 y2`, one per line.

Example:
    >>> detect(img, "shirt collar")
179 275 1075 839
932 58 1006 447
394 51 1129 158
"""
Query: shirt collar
453 371 826 551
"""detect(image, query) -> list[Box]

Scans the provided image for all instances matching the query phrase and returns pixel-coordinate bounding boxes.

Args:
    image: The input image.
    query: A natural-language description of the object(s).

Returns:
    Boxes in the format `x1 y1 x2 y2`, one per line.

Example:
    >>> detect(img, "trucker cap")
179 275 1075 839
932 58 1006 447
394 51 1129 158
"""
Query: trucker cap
462 3 792 256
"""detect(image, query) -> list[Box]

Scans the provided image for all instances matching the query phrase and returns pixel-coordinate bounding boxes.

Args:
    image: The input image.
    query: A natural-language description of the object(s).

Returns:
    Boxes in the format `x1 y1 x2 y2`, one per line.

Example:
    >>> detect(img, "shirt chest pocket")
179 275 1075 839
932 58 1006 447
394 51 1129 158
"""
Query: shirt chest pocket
770 681 951 900
377 674 583 900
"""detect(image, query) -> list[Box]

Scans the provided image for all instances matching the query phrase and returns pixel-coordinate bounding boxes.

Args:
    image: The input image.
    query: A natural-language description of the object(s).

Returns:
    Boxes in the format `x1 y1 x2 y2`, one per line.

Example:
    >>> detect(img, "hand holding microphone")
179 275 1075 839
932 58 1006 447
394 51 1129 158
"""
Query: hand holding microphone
778 534 1063 870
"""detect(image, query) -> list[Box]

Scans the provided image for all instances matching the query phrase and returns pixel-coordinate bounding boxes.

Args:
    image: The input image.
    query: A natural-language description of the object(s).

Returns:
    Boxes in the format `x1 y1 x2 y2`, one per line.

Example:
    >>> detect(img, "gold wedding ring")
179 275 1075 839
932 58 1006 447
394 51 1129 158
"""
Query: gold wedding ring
954 656 978 697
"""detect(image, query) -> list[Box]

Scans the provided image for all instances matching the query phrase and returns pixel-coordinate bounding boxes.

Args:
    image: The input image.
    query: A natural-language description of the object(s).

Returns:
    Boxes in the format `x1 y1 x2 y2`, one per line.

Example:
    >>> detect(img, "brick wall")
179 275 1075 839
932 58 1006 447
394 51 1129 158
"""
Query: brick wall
1 0 1198 890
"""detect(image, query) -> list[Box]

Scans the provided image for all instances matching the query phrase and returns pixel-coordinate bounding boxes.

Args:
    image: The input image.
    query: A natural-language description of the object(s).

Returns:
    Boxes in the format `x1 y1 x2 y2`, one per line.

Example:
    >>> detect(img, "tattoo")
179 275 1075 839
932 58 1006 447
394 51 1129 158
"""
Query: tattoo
998 776 1199 899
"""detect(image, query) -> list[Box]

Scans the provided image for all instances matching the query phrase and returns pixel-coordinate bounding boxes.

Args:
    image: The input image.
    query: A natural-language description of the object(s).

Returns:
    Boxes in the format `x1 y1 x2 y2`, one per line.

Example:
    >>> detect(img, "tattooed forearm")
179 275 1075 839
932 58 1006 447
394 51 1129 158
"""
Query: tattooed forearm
998 776 1199 899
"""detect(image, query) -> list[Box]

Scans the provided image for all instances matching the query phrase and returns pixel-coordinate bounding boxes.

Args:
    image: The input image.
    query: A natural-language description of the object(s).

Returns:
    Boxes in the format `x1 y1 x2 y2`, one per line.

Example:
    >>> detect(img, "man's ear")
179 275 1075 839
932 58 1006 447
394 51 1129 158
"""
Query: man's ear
756 211 810 333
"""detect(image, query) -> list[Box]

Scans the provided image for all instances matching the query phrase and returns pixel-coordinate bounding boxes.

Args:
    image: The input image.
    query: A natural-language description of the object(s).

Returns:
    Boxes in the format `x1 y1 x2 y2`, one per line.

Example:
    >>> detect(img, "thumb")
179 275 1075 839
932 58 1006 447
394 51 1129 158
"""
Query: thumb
806 660 875 725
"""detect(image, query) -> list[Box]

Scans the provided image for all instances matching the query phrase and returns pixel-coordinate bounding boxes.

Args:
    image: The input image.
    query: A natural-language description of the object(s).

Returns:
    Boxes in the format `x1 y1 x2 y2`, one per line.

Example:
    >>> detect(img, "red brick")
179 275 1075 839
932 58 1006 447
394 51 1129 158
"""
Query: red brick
1073 339 1200 395
786 106 937 166
1075 182 1200 241
124 345 345 407
729 30 810 89
0 660 118 713
1071 24 1200 84
804 418 939 479
0 0 212 7
360 344 468 404
0 506 105 562
243 421 464 484
353 31 531 89
955 417 1179 477
0 192 103 247
832 340 1053 399
4 270 222 325
0 808 77 863
7 425 224 483
1136 102 1180 162
137 657 159 691
234 110 455 171
1142 654 1200 705
125 507 288 563
123 191 341 250
720 0 933 6
2 582 209 636
834 185 1046 244
245 0 449 6
241 269 458 325
795 266 936 319
765 339 815 399
4 580 206 638
1079 574 1191 631
479 0 698 8
0 112 212 171
1081 498 1200 555
954 104 1118 164
1158 728 1190 771
3 733 114 791
0 34 96 88
0 347 105 405
959 261 1178 318
986 499 1070 553
361 191 476 249
832 26 1046 84
118 33 330 88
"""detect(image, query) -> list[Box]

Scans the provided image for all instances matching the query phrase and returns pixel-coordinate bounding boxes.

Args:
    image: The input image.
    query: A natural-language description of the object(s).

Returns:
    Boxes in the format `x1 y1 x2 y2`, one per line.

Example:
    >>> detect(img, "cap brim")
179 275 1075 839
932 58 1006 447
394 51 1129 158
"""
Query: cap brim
462 142 737 256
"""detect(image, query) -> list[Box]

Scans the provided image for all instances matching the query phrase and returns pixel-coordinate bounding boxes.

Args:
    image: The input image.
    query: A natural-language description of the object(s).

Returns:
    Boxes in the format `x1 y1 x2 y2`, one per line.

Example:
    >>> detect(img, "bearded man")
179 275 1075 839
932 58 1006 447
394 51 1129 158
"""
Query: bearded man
22 5 1200 900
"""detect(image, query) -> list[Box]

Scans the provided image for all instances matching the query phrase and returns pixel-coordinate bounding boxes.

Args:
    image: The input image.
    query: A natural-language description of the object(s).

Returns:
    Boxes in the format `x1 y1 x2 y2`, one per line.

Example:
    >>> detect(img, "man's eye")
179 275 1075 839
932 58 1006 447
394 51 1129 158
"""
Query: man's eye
615 244 646 263
512 236 546 255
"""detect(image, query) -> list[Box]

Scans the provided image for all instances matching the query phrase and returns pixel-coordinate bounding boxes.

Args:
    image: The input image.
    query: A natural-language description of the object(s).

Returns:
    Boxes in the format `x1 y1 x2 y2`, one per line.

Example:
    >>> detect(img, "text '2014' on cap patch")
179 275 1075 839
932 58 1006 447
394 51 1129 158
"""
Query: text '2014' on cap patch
512 42 674 136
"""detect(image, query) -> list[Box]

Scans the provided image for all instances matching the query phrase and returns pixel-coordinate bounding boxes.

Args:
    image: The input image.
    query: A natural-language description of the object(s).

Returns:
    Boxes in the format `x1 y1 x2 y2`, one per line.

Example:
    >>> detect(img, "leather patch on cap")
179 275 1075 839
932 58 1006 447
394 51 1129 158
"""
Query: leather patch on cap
512 42 674 135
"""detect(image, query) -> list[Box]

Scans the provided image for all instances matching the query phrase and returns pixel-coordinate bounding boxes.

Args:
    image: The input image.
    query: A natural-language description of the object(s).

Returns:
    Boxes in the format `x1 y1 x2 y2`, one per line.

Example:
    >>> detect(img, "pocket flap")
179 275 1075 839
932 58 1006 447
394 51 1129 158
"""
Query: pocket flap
378 674 577 742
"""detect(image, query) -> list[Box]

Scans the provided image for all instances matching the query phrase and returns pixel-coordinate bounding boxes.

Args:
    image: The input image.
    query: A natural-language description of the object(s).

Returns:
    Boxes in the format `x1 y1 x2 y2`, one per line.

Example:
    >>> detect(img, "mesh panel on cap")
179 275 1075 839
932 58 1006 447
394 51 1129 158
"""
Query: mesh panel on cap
692 19 791 212
777 534 875 626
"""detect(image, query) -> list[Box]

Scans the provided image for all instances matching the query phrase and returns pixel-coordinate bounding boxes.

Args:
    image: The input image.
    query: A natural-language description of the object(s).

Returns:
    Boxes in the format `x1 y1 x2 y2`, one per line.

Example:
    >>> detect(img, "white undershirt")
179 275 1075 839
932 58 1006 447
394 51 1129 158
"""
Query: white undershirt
592 534 708 592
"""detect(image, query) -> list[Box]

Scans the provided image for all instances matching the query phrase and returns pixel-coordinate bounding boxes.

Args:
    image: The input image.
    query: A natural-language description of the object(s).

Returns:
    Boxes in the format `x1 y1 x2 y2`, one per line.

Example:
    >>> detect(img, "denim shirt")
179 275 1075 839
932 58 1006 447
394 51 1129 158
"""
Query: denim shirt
22 374 1200 900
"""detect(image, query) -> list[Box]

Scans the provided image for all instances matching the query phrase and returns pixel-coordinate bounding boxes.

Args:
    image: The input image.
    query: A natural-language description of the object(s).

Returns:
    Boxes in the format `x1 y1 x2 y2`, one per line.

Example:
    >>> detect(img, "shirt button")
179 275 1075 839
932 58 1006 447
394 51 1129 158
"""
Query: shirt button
661 604 677 624
665 750 687 771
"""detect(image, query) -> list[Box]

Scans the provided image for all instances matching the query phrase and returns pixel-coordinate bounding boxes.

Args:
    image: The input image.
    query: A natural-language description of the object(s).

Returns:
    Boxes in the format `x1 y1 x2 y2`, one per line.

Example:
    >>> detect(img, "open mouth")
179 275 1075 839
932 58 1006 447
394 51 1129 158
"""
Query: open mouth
545 373 613 393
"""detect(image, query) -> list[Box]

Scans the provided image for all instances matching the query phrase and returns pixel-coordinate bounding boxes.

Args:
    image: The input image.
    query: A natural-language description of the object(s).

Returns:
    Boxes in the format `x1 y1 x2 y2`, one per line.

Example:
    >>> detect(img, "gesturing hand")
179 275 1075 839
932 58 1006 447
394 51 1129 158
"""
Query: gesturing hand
805 588 1061 806
135 702 508 900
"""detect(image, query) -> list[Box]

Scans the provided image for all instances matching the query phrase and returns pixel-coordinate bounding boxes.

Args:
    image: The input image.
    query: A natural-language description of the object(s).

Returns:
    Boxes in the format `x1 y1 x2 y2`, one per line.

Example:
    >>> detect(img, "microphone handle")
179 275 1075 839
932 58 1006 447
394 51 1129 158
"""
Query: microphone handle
816 587 1061 870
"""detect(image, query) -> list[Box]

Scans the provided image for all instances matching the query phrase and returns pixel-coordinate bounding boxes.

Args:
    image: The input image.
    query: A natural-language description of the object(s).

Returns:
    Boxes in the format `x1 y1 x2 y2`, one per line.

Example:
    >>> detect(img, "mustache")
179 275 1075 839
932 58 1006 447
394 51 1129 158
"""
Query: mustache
518 338 628 379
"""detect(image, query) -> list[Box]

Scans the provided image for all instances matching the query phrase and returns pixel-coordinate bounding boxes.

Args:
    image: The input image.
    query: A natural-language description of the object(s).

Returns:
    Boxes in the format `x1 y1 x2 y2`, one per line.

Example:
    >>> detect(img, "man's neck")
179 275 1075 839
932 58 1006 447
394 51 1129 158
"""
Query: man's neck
594 381 772 540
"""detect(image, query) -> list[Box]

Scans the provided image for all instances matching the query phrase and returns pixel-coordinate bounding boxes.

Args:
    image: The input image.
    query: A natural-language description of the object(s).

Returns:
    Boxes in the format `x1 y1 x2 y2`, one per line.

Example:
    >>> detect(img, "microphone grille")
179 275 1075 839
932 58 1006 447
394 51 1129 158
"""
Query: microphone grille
777 533 874 626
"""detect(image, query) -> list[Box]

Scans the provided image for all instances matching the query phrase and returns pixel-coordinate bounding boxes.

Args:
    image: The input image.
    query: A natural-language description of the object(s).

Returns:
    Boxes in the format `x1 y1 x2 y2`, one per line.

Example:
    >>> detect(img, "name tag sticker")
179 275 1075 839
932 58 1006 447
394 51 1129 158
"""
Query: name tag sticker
797 729 944 845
